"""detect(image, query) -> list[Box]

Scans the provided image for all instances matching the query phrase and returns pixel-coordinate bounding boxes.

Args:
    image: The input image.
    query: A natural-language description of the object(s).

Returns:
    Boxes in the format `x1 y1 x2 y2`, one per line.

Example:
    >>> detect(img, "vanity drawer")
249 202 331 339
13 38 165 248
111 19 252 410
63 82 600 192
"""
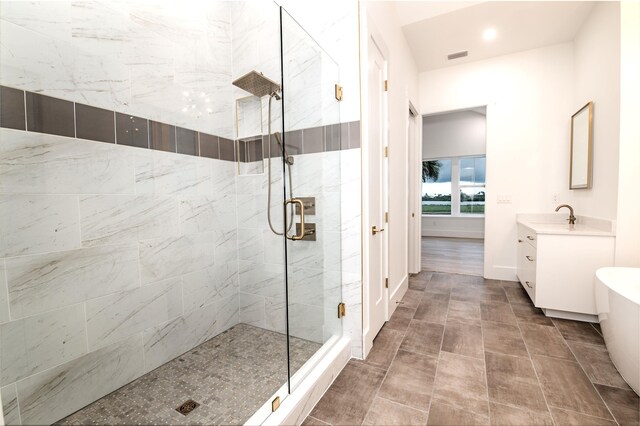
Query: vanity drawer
518 239 537 302
518 225 537 248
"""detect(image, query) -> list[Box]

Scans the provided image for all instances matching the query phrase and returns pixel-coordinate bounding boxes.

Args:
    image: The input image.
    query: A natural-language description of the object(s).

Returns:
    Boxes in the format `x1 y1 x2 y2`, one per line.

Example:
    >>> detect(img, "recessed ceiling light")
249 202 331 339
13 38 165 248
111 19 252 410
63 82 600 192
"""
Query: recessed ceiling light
483 27 497 41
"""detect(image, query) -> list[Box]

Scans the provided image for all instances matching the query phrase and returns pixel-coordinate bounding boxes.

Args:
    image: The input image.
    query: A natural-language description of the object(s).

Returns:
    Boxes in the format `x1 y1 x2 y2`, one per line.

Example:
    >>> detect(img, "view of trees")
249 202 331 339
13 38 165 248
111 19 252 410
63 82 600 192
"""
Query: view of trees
422 160 441 182
422 190 485 202
461 190 485 202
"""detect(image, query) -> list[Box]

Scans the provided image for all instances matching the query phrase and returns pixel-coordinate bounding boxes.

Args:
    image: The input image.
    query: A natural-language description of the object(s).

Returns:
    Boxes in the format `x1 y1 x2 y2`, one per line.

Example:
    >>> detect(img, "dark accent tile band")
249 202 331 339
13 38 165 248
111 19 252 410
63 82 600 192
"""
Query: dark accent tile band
219 137 236 162
0 85 361 164
26 92 75 138
75 104 115 144
177 127 197 156
116 113 149 148
0 86 26 131
199 133 219 159
149 121 176 153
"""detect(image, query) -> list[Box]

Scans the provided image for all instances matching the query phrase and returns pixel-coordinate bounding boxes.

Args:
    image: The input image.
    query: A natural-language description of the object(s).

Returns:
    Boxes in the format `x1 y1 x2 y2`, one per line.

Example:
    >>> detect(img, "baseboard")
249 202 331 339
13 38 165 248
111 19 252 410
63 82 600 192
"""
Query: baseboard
389 274 408 303
542 309 598 323
485 265 518 281
388 274 408 318
421 230 484 239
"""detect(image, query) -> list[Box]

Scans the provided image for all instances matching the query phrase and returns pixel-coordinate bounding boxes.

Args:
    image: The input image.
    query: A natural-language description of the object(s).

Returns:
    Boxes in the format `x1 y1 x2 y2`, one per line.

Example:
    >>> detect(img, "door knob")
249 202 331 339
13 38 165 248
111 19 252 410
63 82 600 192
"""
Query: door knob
372 225 385 235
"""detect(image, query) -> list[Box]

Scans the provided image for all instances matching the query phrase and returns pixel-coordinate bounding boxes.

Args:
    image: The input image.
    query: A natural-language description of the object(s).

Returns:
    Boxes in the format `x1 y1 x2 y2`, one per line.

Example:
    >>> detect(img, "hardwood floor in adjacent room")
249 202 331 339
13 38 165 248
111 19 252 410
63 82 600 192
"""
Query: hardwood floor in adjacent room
422 237 484 276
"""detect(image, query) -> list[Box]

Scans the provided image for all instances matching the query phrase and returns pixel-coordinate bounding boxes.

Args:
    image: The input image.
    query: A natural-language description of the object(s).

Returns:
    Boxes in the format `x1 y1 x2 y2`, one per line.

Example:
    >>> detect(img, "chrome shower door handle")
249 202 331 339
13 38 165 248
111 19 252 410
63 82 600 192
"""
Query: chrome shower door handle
285 198 305 240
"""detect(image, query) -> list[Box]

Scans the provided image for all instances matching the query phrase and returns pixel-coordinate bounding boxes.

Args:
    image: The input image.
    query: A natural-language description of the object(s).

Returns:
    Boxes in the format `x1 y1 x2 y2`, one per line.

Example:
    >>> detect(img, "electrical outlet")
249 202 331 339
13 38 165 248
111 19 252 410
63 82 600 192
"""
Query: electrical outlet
497 194 512 204
552 194 559 203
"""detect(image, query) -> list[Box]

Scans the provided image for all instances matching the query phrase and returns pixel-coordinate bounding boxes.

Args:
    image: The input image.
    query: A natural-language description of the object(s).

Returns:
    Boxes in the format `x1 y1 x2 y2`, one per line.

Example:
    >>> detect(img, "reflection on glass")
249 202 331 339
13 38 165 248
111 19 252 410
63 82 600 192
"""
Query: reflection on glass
422 159 452 215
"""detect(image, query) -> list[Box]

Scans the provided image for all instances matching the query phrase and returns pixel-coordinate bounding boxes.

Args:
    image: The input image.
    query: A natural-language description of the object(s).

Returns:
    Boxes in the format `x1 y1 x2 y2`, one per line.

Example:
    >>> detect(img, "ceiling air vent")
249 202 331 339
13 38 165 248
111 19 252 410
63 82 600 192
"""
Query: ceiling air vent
447 51 468 60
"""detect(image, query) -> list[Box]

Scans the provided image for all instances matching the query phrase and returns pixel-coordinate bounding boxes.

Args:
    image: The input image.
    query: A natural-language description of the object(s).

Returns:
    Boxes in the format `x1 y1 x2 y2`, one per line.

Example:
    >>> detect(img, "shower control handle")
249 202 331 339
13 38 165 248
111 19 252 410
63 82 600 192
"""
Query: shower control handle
285 198 305 240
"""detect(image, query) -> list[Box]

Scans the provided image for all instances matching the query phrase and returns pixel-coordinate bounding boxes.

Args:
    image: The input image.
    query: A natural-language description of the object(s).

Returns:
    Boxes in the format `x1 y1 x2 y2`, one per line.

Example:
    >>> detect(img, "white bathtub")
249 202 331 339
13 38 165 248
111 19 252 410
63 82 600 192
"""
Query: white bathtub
595 267 640 395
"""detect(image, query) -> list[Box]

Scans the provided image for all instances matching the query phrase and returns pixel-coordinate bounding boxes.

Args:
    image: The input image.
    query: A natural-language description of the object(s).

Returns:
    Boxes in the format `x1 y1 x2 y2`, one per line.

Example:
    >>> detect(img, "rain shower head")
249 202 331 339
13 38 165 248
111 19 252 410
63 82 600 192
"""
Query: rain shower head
232 70 281 98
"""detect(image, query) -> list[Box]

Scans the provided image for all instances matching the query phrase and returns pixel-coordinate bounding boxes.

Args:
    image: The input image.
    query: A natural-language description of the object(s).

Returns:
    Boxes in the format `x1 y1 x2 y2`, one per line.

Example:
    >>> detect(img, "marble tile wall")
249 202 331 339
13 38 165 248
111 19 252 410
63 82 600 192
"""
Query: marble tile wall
0 2 363 424
341 146 363 359
236 123 361 348
0 119 361 424
0 1 236 139
0 127 240 425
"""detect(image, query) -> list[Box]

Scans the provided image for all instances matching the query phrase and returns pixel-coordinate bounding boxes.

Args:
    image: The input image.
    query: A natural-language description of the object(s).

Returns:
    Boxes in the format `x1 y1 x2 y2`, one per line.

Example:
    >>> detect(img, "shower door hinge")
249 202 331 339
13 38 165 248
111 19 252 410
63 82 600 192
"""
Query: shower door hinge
337 302 346 318
335 84 343 101
384 146 389 157
385 278 389 288
385 212 389 223
272 396 280 412
384 80 388 91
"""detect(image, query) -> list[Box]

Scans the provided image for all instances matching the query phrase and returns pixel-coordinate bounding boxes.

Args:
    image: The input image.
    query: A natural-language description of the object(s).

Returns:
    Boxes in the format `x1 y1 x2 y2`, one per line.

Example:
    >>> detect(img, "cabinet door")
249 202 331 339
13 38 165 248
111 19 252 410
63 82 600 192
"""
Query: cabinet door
517 237 536 304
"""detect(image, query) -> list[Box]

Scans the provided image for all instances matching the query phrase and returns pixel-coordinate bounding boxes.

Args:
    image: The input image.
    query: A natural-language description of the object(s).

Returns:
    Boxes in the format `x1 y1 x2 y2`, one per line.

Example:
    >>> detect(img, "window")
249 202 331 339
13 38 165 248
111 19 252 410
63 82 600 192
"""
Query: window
422 159 451 215
459 157 485 215
422 156 485 216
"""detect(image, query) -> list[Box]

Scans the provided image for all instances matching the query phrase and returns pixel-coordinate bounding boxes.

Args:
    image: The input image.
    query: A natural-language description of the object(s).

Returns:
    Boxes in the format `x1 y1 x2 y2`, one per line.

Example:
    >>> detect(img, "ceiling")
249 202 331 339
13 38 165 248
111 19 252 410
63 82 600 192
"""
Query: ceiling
397 1 596 72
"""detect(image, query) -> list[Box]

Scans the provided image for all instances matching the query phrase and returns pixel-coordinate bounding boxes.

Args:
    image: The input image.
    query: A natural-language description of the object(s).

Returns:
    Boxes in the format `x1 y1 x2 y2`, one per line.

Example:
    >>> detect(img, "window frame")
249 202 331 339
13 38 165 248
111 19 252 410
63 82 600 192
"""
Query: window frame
422 155 486 218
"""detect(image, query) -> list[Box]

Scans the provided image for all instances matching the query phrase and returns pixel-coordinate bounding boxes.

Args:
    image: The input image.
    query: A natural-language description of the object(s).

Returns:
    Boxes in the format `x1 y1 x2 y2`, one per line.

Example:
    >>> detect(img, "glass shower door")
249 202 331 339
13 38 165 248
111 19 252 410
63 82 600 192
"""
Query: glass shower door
279 7 343 391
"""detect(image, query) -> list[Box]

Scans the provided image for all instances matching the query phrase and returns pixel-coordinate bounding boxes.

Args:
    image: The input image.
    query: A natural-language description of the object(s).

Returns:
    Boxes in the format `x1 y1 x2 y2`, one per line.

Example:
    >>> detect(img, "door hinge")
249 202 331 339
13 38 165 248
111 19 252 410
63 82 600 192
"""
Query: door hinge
384 146 389 157
337 302 346 318
385 277 389 288
384 80 388 91
335 84 343 101
385 212 389 223
272 396 280 412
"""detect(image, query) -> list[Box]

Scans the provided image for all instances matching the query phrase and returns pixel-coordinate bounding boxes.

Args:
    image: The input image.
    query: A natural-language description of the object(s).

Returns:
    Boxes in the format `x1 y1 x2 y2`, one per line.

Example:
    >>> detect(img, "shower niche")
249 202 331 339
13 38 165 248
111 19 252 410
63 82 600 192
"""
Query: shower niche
235 95 265 175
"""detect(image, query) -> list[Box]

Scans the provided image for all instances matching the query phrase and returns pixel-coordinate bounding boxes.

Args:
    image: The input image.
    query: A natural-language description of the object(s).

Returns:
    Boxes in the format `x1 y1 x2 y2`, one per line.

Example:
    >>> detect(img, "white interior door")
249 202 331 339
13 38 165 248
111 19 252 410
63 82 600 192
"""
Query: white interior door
407 105 421 274
365 33 388 352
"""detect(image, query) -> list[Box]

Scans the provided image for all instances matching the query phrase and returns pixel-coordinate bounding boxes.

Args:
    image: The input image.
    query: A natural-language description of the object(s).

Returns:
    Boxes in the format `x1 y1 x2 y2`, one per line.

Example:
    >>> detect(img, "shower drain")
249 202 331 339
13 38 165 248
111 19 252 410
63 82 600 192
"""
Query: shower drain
176 399 200 415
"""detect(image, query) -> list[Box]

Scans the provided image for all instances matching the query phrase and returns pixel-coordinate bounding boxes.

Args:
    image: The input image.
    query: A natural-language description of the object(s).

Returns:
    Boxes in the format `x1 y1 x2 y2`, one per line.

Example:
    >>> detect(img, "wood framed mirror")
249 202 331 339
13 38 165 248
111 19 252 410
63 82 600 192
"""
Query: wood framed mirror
570 101 594 189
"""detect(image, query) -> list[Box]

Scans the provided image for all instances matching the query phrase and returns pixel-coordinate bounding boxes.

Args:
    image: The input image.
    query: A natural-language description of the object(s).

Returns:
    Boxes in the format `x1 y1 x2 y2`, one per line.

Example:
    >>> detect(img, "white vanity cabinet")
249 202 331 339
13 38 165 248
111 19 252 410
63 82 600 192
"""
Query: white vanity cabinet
516 216 615 321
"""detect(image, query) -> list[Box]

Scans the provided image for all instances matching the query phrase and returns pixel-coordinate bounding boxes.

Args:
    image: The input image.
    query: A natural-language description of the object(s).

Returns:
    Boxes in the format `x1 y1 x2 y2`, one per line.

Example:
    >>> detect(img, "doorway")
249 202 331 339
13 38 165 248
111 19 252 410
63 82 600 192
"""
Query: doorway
421 107 487 276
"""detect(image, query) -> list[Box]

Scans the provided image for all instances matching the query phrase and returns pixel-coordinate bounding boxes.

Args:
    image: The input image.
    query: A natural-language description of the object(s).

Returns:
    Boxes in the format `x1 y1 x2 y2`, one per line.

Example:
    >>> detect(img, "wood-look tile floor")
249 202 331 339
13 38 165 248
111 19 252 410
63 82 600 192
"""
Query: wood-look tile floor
304 272 640 426
422 237 484 276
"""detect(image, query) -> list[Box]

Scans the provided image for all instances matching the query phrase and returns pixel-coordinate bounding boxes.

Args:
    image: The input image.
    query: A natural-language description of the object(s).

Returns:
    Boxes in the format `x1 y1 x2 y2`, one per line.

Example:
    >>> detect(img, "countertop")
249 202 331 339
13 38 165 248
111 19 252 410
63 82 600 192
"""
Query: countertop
517 214 616 237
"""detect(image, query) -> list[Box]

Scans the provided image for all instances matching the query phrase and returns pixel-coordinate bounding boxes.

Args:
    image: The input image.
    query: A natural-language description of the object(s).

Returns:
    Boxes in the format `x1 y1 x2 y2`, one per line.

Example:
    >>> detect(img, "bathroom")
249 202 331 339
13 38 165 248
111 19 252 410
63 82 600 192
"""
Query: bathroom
0 1 639 425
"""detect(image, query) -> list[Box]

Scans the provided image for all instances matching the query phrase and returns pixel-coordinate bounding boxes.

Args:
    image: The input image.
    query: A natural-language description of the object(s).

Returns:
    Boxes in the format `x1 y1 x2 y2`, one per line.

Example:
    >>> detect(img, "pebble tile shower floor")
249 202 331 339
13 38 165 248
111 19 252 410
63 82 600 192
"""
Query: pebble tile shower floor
58 324 320 425
305 272 640 426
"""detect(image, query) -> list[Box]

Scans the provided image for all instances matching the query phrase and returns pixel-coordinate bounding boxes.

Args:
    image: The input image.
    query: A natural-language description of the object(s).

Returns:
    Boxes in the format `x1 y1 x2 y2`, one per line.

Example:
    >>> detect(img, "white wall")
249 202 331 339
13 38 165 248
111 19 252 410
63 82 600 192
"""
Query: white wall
422 217 484 239
423 109 486 159
571 2 621 220
365 2 420 286
615 1 640 267
419 43 575 280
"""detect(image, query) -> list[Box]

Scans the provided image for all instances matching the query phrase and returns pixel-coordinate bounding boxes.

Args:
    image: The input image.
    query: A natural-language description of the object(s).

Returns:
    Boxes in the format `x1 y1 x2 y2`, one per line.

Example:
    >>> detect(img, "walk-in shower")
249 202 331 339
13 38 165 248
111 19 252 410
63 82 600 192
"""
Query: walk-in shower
0 2 345 425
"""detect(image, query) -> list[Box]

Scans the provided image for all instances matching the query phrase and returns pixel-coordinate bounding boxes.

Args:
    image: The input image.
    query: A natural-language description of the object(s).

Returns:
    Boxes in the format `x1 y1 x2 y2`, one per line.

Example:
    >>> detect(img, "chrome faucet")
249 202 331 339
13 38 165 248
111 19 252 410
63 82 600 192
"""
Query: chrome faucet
555 204 576 225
